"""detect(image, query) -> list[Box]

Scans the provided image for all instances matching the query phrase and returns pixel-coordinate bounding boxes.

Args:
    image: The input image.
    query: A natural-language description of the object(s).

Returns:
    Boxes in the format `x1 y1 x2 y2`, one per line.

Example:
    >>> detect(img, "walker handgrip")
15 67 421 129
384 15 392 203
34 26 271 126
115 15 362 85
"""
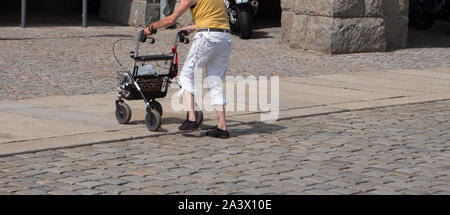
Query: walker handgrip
178 30 190 44
138 30 147 43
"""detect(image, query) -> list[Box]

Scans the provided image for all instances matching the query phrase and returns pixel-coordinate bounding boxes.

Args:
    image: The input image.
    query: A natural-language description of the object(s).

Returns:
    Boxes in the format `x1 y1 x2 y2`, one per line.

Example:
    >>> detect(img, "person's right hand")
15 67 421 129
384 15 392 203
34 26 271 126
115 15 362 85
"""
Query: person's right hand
179 26 192 36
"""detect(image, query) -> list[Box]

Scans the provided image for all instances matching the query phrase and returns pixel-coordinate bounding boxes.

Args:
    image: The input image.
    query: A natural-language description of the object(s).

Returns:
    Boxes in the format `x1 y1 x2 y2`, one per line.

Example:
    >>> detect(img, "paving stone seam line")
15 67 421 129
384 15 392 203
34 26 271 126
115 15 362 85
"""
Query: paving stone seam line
0 126 148 145
2 98 450 158
0 129 182 158
307 77 440 94
281 79 422 94
0 103 339 146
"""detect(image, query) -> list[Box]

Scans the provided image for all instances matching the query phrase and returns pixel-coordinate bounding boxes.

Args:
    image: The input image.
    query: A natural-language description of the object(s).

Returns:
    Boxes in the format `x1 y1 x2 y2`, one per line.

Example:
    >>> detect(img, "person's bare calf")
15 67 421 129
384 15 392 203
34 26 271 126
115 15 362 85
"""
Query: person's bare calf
216 105 227 131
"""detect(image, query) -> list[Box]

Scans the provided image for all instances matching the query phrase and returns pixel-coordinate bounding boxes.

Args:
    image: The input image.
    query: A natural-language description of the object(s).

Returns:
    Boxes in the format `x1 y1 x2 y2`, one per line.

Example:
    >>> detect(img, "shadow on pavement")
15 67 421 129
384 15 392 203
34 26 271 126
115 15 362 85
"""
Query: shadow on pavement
182 121 287 138
231 30 273 39
0 11 120 27
228 121 286 138
407 27 450 49
0 34 134 41
251 30 273 39
127 117 185 126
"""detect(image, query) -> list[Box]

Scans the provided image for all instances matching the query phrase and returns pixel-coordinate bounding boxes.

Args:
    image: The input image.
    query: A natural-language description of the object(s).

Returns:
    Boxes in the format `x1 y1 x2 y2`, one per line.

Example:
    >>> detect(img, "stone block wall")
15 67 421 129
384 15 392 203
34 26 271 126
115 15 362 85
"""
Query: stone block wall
99 0 160 26
282 0 409 54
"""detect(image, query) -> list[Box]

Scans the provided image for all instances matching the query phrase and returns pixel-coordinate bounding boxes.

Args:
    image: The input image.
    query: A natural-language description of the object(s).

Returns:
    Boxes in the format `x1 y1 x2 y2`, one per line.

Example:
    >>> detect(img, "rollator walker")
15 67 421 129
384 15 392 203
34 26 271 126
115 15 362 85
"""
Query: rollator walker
113 30 203 131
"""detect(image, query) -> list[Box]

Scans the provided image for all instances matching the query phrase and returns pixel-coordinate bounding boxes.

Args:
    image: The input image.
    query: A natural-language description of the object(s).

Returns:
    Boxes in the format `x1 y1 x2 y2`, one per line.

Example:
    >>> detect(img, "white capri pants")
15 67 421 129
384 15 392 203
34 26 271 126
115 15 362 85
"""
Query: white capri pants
179 31 232 106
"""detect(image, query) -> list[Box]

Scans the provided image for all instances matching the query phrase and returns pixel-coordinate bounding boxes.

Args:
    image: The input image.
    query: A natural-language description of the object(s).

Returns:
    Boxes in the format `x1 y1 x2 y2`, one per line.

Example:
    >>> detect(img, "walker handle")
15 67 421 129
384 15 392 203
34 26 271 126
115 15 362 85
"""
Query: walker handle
138 30 147 43
178 30 190 44
139 30 155 44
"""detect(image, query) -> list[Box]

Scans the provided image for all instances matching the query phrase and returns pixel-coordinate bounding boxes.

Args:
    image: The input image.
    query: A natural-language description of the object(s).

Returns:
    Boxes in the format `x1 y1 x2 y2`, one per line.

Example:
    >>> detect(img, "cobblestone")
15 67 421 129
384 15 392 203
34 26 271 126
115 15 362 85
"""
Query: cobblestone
1 99 450 194
1 23 450 100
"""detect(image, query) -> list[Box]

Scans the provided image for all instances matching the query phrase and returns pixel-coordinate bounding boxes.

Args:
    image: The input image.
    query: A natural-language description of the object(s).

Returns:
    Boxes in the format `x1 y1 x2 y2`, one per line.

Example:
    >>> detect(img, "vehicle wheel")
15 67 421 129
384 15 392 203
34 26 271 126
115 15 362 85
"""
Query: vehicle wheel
230 22 239 33
115 102 131 124
151 101 163 117
145 109 161 131
229 7 239 32
238 9 252 39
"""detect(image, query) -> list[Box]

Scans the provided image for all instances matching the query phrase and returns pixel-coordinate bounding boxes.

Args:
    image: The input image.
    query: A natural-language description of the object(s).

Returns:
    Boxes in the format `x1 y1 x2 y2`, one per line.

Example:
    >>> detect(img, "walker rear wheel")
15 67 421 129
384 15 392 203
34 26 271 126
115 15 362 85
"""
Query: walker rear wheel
186 111 203 126
145 109 161 131
151 101 163 117
115 102 132 124
195 111 203 126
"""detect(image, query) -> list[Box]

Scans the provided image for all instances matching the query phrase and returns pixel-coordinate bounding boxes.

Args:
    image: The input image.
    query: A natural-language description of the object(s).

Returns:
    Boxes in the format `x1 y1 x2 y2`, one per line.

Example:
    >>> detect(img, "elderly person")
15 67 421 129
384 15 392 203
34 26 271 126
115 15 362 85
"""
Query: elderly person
144 0 232 138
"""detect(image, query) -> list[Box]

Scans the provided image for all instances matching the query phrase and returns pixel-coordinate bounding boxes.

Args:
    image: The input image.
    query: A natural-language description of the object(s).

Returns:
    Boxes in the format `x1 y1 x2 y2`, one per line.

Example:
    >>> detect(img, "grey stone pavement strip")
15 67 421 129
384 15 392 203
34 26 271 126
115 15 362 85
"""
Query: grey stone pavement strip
0 100 449 195
1 23 450 100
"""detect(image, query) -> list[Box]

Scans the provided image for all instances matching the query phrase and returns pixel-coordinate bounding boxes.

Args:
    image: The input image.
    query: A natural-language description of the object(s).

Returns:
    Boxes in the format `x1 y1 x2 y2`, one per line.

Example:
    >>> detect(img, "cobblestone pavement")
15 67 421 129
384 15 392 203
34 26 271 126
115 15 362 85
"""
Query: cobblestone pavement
1 21 450 100
0 100 449 195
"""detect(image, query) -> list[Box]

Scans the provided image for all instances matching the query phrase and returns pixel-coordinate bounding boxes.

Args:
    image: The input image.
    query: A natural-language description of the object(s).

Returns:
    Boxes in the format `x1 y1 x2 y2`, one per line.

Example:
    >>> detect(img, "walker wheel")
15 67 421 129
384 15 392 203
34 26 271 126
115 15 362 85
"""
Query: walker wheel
115 102 132 124
145 109 161 131
186 111 204 126
151 101 163 117
195 111 203 126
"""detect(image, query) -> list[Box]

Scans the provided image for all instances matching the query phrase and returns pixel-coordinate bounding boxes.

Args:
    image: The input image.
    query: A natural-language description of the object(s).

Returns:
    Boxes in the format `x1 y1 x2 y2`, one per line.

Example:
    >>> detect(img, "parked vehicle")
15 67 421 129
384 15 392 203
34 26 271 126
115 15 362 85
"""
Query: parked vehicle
224 0 259 39
410 0 450 30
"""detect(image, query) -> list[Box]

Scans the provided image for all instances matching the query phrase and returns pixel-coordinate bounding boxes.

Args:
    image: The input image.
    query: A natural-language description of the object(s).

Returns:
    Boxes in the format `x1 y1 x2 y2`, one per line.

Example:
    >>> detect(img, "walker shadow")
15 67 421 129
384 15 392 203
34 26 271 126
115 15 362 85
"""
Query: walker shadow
128 117 184 126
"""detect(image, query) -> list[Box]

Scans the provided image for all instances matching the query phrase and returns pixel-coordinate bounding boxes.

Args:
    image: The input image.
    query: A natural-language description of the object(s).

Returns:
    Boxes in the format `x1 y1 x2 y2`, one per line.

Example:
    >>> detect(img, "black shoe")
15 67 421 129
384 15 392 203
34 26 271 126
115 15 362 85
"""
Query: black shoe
206 126 230 139
179 120 199 131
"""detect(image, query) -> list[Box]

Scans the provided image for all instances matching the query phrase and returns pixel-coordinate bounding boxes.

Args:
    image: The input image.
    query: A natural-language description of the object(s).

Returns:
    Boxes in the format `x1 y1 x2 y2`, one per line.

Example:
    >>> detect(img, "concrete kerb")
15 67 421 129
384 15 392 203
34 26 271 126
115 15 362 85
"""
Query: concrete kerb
1 97 450 158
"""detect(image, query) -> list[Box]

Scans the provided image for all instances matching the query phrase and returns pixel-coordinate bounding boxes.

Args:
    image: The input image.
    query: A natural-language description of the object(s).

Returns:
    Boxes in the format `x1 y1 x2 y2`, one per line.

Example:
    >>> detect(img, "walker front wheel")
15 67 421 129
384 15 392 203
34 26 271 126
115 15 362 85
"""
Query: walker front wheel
115 102 132 124
195 111 203 126
145 109 161 131
151 101 163 117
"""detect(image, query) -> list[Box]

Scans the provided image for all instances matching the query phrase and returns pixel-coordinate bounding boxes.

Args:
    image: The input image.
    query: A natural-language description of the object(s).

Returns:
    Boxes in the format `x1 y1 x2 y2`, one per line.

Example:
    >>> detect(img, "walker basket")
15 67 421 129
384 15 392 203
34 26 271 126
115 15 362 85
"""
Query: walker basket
126 76 169 100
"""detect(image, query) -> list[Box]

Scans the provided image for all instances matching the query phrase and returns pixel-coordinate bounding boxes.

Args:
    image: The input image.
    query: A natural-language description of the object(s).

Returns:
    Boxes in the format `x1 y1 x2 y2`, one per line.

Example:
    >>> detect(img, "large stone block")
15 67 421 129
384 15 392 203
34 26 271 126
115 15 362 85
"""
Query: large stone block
303 16 333 52
294 0 366 17
286 14 387 53
288 14 309 49
280 0 294 12
131 1 160 26
281 12 295 44
365 0 384 17
328 17 387 53
384 16 409 49
383 0 409 16
99 0 160 26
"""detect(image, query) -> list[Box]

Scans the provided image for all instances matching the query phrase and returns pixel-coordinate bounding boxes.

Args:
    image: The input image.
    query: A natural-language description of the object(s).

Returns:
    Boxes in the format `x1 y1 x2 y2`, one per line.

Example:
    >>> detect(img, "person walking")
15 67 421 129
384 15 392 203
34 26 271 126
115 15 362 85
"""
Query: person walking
144 0 232 139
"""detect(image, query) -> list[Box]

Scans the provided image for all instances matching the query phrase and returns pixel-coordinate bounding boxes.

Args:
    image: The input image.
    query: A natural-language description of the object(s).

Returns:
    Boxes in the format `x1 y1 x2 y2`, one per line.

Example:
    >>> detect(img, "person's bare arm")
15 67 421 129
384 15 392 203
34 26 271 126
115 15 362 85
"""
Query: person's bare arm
144 0 197 35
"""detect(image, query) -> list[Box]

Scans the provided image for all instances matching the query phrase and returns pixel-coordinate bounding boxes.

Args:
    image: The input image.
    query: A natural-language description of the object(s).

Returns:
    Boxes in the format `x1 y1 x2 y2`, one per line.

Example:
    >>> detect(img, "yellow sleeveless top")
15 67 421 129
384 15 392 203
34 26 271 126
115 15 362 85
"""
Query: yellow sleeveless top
190 0 230 30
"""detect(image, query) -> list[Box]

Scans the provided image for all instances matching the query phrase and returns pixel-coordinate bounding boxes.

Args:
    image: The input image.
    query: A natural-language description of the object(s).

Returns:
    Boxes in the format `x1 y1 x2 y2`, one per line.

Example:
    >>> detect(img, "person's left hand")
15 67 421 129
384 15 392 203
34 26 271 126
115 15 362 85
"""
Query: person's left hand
179 26 191 37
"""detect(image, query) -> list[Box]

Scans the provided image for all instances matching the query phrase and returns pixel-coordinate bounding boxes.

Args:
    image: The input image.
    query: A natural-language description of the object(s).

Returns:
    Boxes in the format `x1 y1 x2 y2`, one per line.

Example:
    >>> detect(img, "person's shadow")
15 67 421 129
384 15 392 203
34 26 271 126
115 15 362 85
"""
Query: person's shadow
182 121 286 138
